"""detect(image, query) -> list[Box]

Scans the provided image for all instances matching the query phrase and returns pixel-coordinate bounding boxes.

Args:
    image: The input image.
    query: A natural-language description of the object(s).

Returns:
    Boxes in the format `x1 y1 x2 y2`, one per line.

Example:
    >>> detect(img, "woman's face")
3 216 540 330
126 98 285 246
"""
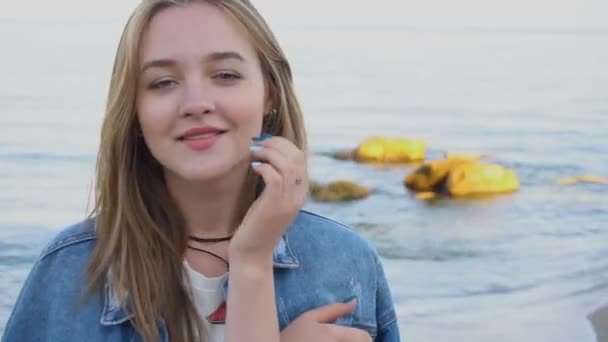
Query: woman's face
137 3 269 182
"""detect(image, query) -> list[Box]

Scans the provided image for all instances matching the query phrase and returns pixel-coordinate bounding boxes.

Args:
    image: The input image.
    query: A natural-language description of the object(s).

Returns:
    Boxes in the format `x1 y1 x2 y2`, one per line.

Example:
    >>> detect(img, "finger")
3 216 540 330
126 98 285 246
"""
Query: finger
254 136 305 161
250 162 283 195
251 138 308 205
326 324 373 342
300 300 357 323
250 146 293 180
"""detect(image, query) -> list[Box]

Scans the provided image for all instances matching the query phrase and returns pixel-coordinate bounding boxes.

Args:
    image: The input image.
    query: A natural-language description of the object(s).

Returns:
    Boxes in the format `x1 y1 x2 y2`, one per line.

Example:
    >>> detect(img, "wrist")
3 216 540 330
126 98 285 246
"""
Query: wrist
229 246 274 267
228 252 274 280
229 224 280 262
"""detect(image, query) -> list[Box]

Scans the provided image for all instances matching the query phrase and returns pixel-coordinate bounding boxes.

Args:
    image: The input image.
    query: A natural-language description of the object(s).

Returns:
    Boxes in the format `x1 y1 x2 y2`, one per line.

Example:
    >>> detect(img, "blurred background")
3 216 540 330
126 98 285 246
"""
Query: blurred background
1 0 607 340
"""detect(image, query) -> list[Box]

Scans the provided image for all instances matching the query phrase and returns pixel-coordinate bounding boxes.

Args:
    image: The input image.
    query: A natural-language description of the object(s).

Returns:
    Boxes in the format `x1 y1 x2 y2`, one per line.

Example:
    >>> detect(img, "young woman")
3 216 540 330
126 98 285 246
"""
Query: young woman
2 1 400 341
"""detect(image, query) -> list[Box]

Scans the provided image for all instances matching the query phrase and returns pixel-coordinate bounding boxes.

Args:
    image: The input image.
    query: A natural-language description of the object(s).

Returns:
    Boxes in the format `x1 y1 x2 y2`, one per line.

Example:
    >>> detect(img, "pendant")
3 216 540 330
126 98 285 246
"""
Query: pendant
206 301 227 324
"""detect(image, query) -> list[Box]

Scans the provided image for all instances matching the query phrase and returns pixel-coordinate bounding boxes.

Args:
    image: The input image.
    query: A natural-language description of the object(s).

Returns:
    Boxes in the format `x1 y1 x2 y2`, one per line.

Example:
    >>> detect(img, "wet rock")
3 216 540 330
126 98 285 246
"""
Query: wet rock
310 180 372 202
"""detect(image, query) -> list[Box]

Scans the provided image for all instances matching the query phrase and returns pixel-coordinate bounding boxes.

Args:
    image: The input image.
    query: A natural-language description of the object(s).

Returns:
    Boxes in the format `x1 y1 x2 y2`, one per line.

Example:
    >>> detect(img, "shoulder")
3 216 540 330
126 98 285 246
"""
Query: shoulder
288 210 380 263
38 218 97 262
20 219 98 302
3 220 105 340
291 210 369 242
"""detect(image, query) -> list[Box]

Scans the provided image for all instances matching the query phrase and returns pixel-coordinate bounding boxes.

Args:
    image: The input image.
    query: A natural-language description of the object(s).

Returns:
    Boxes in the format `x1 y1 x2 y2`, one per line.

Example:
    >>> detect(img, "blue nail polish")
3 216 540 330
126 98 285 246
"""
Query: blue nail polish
342 295 357 303
250 145 263 152
252 133 273 142
251 161 262 167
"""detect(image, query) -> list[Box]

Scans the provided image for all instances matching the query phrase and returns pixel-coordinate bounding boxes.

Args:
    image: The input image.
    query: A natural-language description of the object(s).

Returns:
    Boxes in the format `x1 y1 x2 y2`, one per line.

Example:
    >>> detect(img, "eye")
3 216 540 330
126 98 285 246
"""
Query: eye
149 79 177 90
214 71 241 81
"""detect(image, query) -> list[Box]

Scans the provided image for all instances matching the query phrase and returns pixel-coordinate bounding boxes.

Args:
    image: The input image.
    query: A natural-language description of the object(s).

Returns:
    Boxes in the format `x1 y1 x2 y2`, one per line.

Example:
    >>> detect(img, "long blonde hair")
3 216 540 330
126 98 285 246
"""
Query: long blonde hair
87 1 306 341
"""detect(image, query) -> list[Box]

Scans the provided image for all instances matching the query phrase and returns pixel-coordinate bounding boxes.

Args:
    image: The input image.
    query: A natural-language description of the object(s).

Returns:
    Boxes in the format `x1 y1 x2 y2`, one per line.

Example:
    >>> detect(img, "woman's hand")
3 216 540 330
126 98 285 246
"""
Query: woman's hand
229 135 308 262
280 300 373 342
225 135 308 342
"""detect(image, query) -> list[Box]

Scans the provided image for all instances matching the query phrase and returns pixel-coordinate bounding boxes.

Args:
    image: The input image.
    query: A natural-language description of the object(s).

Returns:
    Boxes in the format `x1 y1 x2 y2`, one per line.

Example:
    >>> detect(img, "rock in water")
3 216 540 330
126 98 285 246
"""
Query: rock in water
310 180 372 202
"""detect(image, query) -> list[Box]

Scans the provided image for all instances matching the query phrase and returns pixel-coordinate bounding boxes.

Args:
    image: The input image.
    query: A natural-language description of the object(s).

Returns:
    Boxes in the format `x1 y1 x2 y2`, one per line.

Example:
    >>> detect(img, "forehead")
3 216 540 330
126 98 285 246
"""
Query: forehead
141 3 258 62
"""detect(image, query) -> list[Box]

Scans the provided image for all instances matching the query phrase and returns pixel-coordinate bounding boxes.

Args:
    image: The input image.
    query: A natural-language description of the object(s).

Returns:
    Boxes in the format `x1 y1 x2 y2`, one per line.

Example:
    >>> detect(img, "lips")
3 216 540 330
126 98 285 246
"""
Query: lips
181 132 222 140
177 126 226 151
178 126 227 141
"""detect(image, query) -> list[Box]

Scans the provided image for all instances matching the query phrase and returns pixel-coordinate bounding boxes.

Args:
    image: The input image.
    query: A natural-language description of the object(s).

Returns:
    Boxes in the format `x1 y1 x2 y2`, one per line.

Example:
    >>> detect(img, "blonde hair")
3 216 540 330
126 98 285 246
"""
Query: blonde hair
87 1 306 341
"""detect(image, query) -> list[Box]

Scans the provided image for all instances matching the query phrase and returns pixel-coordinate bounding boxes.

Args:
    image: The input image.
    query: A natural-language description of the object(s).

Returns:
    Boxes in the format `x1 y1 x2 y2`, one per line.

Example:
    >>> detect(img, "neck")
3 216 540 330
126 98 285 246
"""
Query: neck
166 163 257 238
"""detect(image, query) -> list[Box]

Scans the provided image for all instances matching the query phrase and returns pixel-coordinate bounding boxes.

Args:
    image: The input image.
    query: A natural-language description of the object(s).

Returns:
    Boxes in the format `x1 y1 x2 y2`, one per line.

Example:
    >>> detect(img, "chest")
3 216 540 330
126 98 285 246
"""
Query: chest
272 268 379 339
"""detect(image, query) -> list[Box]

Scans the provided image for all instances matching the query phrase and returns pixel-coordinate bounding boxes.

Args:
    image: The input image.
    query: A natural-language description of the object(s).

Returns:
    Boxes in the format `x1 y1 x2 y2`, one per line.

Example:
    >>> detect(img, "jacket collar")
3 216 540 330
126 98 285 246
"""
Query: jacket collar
100 224 300 326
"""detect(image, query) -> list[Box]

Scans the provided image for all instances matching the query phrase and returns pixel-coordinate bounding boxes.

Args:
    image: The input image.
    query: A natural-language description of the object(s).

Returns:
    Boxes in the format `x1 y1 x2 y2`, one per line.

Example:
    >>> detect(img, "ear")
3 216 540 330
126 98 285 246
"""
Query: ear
263 98 273 116
263 82 274 115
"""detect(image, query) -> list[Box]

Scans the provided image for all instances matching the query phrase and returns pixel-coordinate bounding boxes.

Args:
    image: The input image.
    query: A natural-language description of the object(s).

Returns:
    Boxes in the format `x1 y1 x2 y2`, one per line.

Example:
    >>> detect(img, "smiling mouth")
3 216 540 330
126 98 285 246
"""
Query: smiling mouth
177 131 226 151
178 132 224 141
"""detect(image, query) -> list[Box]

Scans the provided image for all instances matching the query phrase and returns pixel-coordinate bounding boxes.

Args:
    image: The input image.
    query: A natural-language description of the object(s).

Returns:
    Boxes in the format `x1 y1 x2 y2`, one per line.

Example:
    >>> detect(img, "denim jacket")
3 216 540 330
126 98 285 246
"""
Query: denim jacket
2 210 400 341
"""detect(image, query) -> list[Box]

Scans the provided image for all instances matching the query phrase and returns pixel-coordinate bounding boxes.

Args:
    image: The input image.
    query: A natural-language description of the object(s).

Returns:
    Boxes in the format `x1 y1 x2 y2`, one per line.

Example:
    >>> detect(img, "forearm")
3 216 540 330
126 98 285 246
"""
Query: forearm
225 252 280 342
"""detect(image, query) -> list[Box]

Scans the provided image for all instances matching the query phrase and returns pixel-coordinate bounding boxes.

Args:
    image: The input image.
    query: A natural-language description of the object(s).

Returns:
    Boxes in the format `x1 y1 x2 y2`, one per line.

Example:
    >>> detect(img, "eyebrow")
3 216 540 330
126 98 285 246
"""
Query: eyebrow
141 51 246 73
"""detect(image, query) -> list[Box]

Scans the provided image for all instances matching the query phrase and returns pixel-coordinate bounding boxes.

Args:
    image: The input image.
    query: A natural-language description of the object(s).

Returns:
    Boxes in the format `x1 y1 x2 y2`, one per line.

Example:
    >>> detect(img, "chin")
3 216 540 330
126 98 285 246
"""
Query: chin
173 159 243 183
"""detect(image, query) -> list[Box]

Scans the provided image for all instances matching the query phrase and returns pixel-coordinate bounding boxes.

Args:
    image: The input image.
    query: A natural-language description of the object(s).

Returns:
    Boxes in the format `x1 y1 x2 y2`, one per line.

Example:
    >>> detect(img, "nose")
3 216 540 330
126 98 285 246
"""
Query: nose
179 81 216 117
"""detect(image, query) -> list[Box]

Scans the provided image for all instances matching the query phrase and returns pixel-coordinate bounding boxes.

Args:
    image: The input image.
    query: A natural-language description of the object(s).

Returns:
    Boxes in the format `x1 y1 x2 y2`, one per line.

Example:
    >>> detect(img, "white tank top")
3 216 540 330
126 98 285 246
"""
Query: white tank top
184 261 228 342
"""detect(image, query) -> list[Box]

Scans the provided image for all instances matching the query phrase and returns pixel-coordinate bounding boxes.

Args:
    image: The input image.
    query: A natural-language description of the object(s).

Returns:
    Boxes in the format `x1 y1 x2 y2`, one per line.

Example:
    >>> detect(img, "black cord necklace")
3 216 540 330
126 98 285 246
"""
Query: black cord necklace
186 234 233 269
186 234 232 325
188 234 233 243
186 244 229 269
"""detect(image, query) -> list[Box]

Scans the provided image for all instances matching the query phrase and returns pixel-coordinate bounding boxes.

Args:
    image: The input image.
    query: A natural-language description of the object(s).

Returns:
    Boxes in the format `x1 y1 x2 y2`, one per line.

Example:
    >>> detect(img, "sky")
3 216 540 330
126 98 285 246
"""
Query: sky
256 0 608 30
1 0 607 30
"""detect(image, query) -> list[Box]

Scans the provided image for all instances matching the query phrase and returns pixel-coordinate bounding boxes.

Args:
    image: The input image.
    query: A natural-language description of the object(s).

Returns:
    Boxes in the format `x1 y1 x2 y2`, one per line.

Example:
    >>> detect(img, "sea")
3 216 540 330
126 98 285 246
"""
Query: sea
1 1 607 341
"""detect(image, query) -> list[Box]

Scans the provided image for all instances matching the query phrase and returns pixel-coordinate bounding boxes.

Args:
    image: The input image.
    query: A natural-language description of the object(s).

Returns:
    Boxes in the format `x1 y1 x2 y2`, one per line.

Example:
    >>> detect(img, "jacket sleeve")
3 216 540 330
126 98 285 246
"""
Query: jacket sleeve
374 252 401 342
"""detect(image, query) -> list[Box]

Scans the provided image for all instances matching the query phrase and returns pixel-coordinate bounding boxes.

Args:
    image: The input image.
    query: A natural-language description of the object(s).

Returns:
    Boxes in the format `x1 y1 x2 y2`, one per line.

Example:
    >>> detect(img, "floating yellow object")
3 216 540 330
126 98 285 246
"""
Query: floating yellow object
557 175 608 185
310 180 372 202
354 137 426 163
415 191 437 200
404 159 472 192
444 151 495 161
447 162 520 197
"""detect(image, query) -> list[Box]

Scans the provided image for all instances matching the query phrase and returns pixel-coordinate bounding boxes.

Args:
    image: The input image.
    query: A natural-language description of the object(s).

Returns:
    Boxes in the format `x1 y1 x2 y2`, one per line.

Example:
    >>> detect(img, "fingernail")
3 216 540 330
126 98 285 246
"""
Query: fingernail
342 295 357 303
250 145 264 152
252 133 273 142
251 161 262 167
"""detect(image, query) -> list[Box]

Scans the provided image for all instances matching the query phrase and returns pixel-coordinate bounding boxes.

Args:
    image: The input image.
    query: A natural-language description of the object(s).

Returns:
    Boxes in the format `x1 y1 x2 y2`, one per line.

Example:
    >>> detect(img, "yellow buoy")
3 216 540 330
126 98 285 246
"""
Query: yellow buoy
444 151 495 161
447 162 520 197
355 137 426 164
415 191 437 200
404 159 473 192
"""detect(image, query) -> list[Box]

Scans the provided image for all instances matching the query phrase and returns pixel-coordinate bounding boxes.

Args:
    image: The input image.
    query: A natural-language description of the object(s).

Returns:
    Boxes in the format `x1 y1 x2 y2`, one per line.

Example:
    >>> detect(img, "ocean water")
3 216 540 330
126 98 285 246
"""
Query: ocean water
1 3 607 341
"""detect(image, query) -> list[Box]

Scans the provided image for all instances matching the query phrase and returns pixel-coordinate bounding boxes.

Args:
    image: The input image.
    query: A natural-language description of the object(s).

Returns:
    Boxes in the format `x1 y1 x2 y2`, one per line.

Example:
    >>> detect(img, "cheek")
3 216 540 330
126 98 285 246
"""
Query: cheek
136 94 174 136
223 87 266 132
